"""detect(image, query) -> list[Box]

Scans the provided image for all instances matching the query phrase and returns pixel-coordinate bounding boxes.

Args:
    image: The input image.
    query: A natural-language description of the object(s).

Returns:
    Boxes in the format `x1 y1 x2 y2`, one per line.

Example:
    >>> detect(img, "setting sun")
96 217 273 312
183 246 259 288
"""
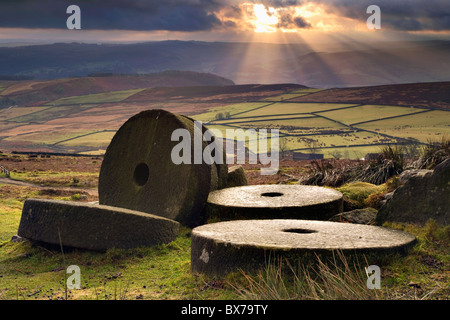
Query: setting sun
252 4 278 33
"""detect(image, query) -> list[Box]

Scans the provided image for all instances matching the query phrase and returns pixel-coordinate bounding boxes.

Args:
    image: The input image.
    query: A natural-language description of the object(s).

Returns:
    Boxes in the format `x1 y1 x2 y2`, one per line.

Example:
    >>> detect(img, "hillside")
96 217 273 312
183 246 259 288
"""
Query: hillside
0 71 234 107
0 78 304 154
0 40 449 87
0 79 448 158
290 82 450 111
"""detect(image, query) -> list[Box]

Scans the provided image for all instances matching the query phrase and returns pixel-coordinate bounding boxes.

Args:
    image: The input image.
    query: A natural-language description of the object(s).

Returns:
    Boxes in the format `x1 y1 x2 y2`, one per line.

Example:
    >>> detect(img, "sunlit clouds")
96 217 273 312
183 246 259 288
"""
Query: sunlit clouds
0 0 449 44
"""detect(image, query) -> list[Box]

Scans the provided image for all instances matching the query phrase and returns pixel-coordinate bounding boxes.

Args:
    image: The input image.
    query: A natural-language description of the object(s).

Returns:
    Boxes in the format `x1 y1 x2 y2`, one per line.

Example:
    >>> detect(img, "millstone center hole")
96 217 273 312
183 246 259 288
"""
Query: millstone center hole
283 228 317 234
133 163 149 186
261 192 284 197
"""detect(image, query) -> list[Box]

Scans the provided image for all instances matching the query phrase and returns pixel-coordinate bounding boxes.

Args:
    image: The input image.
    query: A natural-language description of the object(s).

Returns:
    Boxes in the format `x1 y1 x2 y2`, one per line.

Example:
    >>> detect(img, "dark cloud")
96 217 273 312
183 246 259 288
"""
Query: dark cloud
222 5 243 19
293 16 311 29
0 0 224 31
277 13 311 29
318 0 450 31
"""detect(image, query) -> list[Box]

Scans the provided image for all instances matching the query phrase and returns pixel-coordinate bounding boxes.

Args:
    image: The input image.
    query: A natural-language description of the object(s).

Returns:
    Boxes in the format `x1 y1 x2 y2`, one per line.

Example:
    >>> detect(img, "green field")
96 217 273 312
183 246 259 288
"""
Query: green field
356 110 450 141
3 130 98 146
319 105 428 126
0 106 48 121
51 88 145 106
191 102 273 122
58 131 116 148
1 85 449 159
234 103 358 118
6 105 94 124
262 93 310 101
193 91 450 159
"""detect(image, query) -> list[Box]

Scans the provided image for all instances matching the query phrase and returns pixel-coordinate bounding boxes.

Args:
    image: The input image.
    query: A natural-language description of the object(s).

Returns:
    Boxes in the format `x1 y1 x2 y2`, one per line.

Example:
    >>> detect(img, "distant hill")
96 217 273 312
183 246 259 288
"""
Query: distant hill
0 71 234 107
290 82 450 111
0 40 449 87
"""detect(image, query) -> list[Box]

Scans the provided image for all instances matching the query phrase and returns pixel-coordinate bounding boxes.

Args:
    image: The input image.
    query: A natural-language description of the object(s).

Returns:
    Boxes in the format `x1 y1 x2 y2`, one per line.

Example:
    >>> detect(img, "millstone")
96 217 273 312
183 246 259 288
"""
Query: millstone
205 184 343 221
191 219 416 276
17 199 179 250
182 115 228 191
98 109 212 227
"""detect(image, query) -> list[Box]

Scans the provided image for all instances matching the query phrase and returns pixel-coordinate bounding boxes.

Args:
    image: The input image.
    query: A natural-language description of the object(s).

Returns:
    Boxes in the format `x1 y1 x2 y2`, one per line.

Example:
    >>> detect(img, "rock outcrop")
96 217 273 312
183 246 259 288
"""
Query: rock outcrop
377 159 450 226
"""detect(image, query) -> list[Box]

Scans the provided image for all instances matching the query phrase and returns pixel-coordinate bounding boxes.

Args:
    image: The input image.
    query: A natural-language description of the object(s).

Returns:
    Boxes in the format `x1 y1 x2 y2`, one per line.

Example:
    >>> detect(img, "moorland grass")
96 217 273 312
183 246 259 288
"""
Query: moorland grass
0 159 448 300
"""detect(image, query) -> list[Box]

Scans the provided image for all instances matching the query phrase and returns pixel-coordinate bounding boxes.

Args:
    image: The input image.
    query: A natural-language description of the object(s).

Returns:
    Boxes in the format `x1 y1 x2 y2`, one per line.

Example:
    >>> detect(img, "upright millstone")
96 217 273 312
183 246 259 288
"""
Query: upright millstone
181 115 228 191
205 184 343 221
98 109 212 227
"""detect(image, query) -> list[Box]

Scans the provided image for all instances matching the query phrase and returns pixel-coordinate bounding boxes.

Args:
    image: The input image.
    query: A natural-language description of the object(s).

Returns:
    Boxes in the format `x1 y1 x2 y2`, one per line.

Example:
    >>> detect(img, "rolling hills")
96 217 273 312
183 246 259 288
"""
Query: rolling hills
0 75 448 159
0 40 449 87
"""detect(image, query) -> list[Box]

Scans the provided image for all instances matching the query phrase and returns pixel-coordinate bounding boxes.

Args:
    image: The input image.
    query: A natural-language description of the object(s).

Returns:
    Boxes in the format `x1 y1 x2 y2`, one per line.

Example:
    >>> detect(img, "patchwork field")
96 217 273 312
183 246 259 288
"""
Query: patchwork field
193 96 450 158
0 77 449 159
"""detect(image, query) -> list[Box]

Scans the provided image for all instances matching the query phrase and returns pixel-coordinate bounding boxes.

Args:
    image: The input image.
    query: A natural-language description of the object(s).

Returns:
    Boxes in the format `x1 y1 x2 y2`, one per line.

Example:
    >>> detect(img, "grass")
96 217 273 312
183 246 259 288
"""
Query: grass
337 181 387 210
233 251 383 300
415 135 450 169
6 105 94 124
235 103 357 118
262 93 310 101
0 162 449 300
356 110 450 143
0 226 239 300
57 131 115 148
319 105 425 126
50 89 145 106
233 220 449 300
3 130 100 146
191 102 273 123
0 106 48 121
8 171 98 188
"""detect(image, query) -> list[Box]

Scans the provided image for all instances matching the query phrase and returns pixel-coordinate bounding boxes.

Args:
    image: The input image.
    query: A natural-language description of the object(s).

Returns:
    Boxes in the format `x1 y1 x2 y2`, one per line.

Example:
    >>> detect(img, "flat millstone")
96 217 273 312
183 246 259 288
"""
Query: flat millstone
98 109 212 227
206 185 343 221
191 219 416 276
17 199 179 250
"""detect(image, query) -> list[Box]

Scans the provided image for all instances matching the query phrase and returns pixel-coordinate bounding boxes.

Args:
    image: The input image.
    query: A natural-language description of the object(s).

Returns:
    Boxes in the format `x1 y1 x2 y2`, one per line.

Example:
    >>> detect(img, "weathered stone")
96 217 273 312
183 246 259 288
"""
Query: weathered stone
398 169 433 185
226 165 248 188
377 158 450 226
329 207 378 225
191 219 416 276
181 115 228 191
98 109 212 227
205 184 343 221
18 199 179 250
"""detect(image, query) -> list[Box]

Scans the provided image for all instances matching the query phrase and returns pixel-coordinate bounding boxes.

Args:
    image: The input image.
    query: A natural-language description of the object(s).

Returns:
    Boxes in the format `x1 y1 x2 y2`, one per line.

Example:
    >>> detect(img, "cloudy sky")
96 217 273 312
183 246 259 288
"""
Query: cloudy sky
0 0 449 44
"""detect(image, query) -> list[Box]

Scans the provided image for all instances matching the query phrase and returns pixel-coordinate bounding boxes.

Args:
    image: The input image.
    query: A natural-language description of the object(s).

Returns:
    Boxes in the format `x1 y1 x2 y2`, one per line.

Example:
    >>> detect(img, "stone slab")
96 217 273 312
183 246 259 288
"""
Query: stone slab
226 165 248 188
18 198 179 250
205 184 343 221
98 109 212 227
191 219 416 276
